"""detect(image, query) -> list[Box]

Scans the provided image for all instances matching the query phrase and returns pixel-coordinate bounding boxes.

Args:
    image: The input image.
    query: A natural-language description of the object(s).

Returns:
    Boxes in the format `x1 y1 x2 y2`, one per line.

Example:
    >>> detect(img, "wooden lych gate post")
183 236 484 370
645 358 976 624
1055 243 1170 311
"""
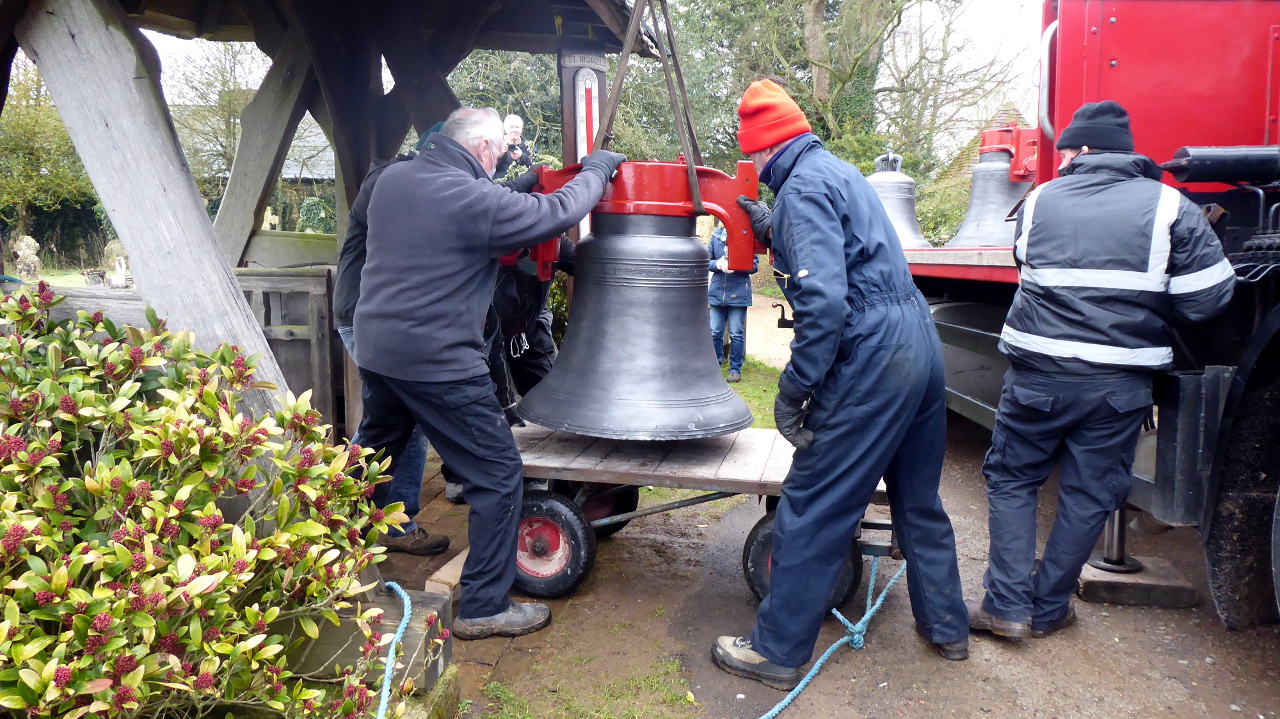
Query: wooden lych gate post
15 0 289 415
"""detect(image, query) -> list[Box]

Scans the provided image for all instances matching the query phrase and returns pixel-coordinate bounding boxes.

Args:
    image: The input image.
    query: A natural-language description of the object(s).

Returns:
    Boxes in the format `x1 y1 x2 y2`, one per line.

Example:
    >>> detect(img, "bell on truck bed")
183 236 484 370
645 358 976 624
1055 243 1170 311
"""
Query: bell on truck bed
866 150 930 249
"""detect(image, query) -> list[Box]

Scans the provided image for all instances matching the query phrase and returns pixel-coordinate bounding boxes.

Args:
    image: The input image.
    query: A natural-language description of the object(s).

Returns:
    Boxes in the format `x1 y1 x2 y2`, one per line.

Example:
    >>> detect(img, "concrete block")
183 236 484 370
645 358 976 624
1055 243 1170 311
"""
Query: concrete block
1077 555 1198 608
282 587 454 694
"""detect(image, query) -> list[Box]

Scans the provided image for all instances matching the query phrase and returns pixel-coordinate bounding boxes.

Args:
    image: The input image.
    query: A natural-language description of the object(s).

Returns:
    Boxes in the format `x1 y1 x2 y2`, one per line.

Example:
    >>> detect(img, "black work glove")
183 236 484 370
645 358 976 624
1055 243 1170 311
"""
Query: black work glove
737 195 773 247
773 377 813 450
581 149 627 184
504 403 526 427
504 168 540 194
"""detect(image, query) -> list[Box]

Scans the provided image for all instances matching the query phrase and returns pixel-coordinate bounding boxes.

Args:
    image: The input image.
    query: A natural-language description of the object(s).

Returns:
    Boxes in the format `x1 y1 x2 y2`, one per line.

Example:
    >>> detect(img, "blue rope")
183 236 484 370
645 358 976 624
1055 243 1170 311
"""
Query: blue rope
757 558 908 719
375 581 414 719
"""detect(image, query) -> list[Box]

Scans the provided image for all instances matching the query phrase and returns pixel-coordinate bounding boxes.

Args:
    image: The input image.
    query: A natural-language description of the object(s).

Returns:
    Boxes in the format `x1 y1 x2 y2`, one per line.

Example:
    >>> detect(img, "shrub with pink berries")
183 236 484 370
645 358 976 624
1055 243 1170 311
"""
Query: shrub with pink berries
0 288 407 717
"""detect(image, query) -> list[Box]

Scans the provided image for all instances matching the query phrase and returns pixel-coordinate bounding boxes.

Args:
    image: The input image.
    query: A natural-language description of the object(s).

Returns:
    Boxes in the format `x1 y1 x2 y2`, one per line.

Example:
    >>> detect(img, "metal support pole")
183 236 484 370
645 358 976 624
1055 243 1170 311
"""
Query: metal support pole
589 491 736 528
1088 508 1144 573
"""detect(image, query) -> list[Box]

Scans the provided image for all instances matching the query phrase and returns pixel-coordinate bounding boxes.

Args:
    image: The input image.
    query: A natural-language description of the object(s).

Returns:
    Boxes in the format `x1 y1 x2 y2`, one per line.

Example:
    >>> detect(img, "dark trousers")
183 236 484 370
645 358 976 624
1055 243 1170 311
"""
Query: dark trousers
751 297 968 668
356 369 523 619
506 307 556 396
981 367 1151 628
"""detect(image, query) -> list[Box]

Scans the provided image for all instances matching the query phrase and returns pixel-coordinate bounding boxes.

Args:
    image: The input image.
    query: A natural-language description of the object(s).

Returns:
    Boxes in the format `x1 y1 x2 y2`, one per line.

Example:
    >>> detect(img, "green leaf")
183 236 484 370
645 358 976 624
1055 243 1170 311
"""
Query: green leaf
276 494 292 528
18 637 54 663
17 668 41 690
299 616 318 640
50 565 67 595
0 689 27 709
287 520 327 538
131 614 155 628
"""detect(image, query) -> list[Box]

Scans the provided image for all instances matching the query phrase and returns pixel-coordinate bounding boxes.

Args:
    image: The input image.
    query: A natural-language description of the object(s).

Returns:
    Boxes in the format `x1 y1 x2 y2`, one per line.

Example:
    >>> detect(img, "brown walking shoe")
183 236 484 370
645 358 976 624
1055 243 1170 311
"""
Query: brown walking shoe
1031 605 1077 638
966 600 1031 639
711 636 803 690
379 527 450 556
454 601 552 640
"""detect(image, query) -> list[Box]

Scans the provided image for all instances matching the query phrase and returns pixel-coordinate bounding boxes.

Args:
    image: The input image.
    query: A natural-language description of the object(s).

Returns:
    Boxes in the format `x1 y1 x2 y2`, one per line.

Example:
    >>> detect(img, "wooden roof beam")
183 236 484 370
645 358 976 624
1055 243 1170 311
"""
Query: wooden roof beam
197 0 225 38
0 0 29 118
373 1 462 138
280 0 379 207
15 0 289 410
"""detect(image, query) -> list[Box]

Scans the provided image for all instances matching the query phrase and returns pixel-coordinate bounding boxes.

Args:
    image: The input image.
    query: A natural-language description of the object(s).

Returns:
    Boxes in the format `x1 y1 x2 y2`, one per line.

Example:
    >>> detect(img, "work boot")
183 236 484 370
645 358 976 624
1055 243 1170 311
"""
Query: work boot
379 528 450 556
728 370 742 383
445 481 466 505
1031 605 1077 638
711 636 802 690
915 625 969 661
966 600 1030 639
453 601 552 640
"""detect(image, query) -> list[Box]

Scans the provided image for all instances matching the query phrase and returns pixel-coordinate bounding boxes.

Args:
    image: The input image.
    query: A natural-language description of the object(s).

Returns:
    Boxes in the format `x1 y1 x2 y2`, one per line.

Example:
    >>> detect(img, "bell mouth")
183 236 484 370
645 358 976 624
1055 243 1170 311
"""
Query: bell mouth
517 388 755 441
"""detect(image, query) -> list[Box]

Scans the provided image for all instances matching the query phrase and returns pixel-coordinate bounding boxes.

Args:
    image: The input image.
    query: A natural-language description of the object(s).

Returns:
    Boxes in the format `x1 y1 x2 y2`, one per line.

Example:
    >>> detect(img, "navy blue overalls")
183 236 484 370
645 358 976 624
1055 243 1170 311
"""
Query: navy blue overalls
750 135 969 668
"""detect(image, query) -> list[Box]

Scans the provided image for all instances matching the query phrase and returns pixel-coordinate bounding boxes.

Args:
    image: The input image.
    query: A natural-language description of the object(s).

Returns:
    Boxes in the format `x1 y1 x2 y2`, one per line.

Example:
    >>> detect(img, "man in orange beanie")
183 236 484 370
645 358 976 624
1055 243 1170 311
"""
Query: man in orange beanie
711 79 969 690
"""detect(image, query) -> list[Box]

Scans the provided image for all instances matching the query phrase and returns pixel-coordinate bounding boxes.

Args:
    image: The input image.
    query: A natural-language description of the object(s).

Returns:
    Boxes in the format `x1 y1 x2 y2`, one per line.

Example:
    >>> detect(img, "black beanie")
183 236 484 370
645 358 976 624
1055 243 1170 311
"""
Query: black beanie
1055 100 1134 152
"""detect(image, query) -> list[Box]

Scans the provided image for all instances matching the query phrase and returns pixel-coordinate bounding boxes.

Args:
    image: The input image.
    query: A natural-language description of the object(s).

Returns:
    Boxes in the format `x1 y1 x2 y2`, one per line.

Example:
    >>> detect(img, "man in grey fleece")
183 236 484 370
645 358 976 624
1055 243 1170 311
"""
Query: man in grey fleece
354 106 624 638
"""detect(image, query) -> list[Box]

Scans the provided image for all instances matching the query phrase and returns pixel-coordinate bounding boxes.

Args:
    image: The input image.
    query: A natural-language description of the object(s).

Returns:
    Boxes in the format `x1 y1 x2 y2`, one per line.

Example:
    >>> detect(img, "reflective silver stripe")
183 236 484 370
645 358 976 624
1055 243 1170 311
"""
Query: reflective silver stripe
1169 257 1236 294
1013 184 1045 265
1020 267 1168 291
1148 184 1180 274
1001 326 1173 366
1018 183 1181 293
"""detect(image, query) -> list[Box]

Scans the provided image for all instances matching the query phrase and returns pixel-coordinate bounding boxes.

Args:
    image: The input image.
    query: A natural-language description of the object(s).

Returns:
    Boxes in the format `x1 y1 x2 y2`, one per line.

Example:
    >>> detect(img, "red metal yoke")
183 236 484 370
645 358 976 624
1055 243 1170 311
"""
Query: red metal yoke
535 160 765 271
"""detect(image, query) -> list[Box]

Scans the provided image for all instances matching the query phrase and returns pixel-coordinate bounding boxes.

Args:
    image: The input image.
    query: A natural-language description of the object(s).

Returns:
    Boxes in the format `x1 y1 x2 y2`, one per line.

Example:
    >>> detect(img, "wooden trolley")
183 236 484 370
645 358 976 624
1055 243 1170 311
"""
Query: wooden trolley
511 425 897 607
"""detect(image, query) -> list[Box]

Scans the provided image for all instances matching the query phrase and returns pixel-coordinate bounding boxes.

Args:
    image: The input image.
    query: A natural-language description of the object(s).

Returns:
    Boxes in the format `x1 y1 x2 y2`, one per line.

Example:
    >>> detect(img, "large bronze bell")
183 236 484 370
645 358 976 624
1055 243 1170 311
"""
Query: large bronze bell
517 212 754 440
866 151 930 249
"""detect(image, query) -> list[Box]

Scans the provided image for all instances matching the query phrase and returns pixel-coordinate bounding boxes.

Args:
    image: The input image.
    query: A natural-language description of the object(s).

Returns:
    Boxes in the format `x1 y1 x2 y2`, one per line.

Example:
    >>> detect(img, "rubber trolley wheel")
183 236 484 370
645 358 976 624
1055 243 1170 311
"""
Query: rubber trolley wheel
553 481 642 539
1273 485 1280 617
514 490 598 598
742 510 863 610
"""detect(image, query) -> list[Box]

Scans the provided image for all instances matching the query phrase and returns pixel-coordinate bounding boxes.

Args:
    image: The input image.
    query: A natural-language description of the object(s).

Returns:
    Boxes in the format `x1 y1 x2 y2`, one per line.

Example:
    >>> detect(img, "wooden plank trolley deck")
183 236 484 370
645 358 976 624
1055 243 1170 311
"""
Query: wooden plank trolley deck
510 425 897 608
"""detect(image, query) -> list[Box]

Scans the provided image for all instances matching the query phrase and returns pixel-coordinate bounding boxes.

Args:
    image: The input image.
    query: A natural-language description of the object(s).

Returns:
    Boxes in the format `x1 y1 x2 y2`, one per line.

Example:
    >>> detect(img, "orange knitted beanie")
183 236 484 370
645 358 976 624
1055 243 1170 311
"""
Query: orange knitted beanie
737 79 812 154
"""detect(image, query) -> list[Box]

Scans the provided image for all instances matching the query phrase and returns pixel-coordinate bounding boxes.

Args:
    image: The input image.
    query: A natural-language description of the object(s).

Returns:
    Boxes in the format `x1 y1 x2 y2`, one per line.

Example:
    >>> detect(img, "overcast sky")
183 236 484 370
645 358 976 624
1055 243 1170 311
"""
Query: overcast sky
141 0 1043 130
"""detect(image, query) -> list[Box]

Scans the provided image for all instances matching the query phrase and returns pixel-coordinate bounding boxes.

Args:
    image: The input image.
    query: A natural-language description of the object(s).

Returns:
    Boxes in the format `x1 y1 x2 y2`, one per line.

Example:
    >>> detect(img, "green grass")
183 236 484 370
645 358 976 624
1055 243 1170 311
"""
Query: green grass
480 682 535 719
754 282 785 300
39 269 87 288
724 356 780 430
477 656 697 719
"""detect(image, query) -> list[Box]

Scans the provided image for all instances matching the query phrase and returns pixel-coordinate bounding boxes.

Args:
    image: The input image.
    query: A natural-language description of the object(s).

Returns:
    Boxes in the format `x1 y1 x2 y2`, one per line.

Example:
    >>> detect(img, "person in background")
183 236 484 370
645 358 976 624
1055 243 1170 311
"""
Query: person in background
708 220 758 382
968 100 1235 641
495 113 533 178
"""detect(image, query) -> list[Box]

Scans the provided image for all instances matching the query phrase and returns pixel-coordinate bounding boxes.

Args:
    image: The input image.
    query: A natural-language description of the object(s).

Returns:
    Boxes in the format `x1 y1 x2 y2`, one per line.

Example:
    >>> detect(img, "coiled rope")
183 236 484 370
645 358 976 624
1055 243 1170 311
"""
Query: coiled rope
757 558 908 719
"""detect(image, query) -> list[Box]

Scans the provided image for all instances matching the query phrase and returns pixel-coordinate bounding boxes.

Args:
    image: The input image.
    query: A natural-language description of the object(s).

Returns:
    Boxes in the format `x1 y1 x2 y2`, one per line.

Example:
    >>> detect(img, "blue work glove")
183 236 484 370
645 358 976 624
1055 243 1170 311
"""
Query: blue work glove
737 195 773 247
503 168 540 194
774 377 813 450
581 149 627 184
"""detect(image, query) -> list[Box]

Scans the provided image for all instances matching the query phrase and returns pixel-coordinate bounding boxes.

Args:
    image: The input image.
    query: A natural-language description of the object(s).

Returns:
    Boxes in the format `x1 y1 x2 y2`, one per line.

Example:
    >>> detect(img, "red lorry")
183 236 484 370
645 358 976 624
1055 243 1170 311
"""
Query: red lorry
906 0 1280 629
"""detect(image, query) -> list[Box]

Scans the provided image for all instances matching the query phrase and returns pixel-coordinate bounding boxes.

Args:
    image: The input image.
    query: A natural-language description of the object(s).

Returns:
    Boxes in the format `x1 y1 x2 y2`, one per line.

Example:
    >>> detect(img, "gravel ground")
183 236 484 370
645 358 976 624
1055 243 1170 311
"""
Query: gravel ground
405 291 1280 719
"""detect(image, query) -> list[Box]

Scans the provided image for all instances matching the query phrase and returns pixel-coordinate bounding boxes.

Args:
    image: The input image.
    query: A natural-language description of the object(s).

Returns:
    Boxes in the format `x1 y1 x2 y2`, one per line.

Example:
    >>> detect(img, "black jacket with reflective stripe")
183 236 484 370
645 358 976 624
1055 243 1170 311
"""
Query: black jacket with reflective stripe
1000 152 1235 376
